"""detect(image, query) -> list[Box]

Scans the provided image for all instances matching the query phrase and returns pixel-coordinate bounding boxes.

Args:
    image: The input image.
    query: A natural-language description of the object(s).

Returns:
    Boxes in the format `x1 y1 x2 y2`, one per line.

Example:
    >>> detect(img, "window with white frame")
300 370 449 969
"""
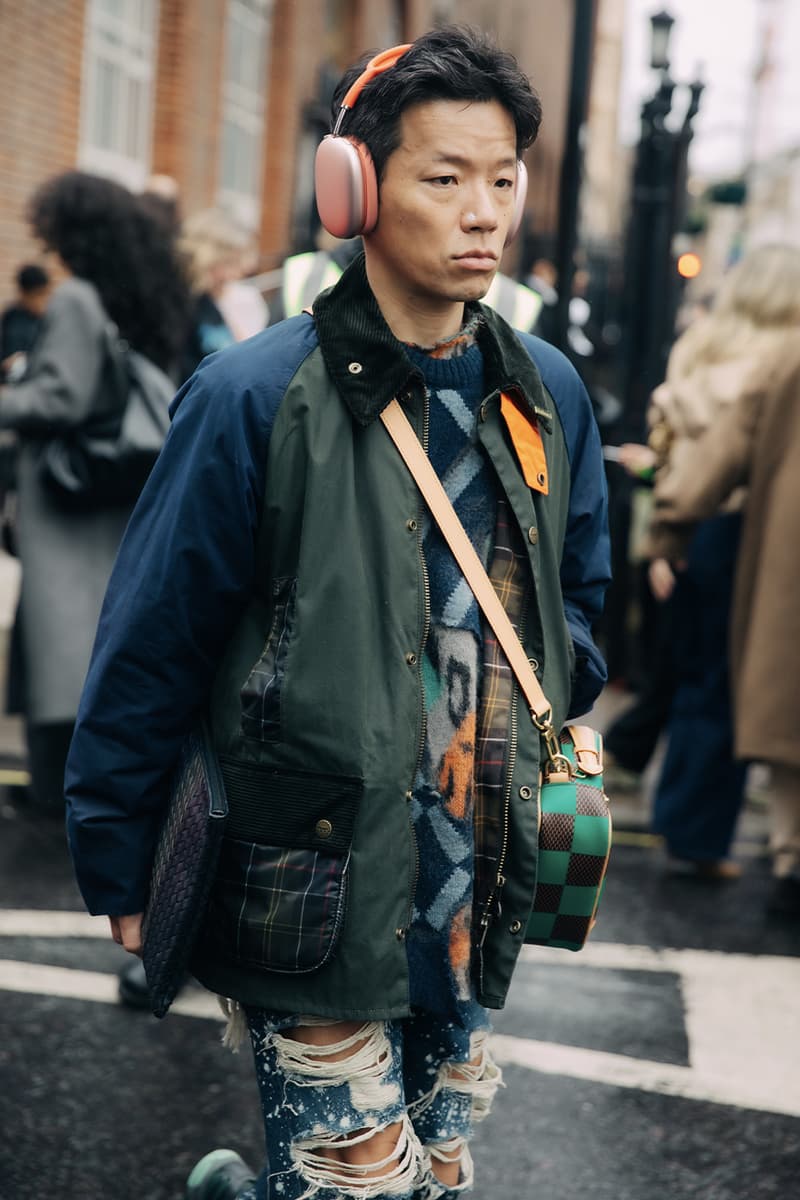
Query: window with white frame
218 0 274 230
79 0 159 191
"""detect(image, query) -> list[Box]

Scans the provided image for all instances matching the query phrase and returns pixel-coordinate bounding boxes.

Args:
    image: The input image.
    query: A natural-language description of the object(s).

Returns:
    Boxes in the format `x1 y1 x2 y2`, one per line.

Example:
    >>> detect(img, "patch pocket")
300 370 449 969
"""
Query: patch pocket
240 577 296 742
208 762 362 973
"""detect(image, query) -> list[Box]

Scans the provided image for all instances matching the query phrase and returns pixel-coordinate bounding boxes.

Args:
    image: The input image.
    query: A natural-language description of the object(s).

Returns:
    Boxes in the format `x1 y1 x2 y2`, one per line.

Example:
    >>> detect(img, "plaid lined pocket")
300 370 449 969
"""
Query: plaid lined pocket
211 837 349 973
206 761 362 973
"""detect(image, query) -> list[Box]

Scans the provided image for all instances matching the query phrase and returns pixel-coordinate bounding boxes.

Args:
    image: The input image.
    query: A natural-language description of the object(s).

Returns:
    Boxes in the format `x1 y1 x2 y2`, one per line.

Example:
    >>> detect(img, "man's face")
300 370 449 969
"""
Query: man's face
21 287 50 317
364 99 518 311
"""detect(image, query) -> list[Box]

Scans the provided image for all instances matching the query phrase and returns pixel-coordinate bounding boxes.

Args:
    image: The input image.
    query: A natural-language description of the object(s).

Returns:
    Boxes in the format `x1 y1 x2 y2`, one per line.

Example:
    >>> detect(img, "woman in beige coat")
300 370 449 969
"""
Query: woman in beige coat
651 333 800 914
639 244 800 882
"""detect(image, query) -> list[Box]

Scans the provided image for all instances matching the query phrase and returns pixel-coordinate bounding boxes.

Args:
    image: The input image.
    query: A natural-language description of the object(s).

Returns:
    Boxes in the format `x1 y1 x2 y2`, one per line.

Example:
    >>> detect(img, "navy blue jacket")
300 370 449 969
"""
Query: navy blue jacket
65 311 609 916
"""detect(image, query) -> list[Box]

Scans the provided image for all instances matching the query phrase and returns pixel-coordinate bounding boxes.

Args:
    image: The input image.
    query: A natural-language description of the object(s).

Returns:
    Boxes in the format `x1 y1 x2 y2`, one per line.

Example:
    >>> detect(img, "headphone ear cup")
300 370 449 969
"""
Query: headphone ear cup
315 136 379 238
504 160 528 247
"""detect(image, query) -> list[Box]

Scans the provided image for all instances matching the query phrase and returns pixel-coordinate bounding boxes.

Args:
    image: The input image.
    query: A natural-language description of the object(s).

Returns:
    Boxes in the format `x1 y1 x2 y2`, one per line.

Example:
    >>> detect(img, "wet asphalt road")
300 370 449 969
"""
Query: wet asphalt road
1 752 798 1200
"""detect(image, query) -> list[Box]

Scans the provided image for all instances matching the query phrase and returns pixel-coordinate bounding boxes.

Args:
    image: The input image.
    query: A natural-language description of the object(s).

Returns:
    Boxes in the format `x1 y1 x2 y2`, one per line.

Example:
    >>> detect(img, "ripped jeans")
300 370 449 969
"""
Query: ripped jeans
239 1006 502 1200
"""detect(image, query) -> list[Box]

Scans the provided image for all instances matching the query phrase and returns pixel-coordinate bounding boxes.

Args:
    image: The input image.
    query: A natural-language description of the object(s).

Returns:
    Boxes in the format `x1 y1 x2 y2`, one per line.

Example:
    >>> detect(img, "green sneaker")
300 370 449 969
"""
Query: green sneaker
185 1149 256 1199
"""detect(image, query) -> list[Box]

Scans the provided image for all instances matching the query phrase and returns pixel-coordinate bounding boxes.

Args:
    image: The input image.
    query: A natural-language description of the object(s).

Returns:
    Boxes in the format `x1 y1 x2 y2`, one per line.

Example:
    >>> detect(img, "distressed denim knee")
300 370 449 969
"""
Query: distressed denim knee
246 1014 423 1199
243 1009 498 1200
405 1024 503 1199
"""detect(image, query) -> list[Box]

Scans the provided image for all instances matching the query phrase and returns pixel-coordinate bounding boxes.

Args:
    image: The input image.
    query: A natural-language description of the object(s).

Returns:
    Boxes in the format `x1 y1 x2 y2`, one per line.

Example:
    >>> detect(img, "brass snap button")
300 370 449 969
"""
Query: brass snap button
315 819 333 839
536 472 546 487
405 651 418 666
509 919 522 934
395 927 407 941
406 518 418 531
348 361 363 374
519 785 532 800
528 526 539 545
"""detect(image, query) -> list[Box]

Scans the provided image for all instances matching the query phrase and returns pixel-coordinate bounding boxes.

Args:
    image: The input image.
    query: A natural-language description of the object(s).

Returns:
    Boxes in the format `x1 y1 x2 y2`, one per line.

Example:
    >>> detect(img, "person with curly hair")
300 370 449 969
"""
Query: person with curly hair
0 170 190 811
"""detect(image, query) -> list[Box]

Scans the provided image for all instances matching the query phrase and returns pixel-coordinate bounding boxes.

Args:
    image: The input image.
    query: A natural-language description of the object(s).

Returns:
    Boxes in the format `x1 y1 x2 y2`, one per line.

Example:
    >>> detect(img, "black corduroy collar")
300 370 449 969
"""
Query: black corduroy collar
312 252 551 428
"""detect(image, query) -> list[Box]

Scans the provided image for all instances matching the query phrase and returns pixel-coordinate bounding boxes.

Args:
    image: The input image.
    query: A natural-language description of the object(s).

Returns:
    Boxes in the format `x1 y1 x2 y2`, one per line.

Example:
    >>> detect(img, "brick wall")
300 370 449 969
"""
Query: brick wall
0 0 86 304
259 0 328 266
0 0 612 303
151 0 227 216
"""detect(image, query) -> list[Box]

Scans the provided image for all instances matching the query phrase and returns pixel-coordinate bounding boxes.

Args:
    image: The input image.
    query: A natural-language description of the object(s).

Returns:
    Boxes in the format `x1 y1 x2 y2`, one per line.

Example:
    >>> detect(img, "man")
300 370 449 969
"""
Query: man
524 255 559 345
66 28 609 1200
0 263 50 379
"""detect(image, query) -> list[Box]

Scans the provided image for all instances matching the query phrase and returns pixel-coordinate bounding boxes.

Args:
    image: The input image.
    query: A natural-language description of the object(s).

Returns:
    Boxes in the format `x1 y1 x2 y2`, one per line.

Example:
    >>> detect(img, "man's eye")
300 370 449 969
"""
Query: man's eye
430 175 456 186
495 178 515 189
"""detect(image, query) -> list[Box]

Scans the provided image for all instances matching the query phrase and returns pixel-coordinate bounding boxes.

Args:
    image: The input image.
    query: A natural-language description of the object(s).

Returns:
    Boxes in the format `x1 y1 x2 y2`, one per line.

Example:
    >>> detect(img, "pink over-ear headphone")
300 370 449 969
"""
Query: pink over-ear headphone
315 43 528 245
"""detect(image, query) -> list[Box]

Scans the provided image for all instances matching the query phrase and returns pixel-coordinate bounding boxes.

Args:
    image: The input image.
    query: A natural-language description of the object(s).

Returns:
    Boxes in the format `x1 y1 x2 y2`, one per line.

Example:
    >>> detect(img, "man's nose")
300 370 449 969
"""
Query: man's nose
461 183 499 230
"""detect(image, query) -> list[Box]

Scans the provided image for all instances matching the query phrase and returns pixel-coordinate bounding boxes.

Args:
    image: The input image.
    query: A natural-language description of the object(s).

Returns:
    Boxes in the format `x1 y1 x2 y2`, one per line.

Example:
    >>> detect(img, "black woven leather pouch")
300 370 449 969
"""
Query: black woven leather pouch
141 722 228 1018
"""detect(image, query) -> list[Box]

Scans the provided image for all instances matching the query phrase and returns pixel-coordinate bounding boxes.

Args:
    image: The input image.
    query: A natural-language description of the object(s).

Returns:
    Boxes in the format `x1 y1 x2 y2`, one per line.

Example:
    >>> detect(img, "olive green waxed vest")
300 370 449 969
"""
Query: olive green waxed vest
190 272 575 1017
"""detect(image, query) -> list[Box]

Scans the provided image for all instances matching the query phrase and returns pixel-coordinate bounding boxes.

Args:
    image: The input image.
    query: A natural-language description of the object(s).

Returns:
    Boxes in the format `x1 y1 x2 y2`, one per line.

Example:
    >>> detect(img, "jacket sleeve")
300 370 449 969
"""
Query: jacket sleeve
651 388 757 532
0 282 106 433
524 336 611 718
64 361 275 916
646 386 760 565
559 382 611 719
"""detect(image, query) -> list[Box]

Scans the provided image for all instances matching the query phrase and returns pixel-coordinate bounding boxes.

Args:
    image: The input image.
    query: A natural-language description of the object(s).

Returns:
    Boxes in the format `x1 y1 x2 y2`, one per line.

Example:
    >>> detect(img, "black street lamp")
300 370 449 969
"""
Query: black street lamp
617 8 705 442
649 9 675 70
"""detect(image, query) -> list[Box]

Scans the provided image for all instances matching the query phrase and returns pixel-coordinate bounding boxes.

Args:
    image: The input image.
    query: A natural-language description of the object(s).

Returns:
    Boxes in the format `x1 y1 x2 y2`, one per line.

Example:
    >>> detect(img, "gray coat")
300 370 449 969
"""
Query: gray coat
0 278 133 724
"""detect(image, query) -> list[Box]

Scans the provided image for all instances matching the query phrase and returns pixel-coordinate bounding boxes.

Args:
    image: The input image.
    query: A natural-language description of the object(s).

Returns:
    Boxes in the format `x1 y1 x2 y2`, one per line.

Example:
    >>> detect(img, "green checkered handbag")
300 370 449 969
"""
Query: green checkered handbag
381 399 612 953
525 724 611 950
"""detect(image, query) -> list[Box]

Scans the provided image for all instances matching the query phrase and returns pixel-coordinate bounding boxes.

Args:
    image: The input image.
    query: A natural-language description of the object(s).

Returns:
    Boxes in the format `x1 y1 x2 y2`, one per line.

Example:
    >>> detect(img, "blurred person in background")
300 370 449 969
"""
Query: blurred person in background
141 172 182 235
635 244 800 878
0 264 52 552
524 255 558 344
269 228 363 323
217 242 269 342
0 263 51 381
0 170 189 811
178 208 266 380
650 330 800 917
601 295 717 788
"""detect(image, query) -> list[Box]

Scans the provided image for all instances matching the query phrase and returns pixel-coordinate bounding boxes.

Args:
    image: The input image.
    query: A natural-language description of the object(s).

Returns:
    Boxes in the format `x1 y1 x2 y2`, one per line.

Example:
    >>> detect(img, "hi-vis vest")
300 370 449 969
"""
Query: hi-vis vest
282 251 544 331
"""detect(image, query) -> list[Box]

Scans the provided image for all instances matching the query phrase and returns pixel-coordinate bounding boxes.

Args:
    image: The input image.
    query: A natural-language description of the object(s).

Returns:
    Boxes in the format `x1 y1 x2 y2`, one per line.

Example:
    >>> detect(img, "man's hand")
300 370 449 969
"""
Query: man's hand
109 912 144 956
618 442 657 479
648 556 683 602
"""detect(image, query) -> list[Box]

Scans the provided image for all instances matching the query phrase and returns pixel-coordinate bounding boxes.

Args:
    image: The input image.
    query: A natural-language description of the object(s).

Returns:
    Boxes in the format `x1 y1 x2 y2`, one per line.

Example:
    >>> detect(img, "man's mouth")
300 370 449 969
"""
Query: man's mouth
455 251 498 262
454 251 498 268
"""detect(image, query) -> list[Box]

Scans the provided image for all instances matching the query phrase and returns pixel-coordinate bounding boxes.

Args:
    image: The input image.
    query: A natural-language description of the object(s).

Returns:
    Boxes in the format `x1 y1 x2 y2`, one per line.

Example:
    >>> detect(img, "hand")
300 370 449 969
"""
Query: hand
109 912 144 956
618 442 657 478
648 557 678 602
1 352 27 383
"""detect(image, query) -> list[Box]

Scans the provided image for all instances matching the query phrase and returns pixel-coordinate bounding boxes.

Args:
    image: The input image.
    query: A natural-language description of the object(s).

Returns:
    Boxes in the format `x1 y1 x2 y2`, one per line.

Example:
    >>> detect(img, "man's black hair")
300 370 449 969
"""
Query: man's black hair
16 263 49 293
330 26 542 181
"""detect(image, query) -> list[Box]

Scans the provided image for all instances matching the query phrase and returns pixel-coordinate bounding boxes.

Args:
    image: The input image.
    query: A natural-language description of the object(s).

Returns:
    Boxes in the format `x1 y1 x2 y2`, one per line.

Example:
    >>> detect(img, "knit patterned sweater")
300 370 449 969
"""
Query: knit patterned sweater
403 319 497 1018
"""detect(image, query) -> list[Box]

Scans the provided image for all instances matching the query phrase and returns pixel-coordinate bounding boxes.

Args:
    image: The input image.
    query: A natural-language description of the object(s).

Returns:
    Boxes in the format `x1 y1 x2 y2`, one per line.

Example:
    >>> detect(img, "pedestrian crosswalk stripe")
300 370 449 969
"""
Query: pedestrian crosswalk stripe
0 958 219 1020
0 909 109 937
490 1032 800 1118
0 936 798 1118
